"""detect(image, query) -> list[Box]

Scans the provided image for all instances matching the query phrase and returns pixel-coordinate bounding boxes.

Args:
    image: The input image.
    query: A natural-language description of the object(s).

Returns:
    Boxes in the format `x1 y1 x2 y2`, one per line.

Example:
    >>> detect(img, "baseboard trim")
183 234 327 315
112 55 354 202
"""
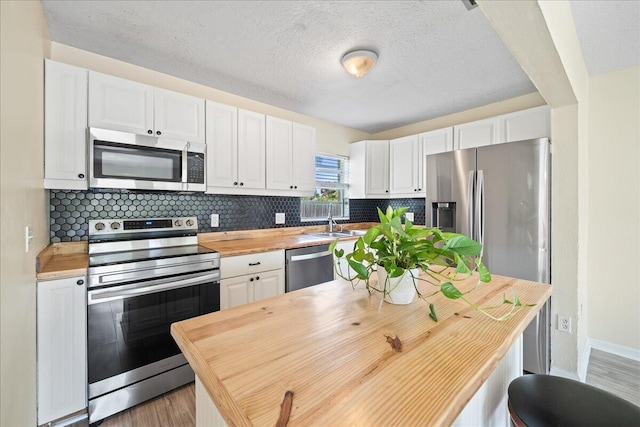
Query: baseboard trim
578 339 591 382
589 338 640 362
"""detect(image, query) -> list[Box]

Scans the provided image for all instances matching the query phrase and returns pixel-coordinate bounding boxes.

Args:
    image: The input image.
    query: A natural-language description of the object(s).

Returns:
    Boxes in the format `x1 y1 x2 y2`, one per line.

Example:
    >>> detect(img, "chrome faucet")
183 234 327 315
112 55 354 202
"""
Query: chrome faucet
328 203 341 233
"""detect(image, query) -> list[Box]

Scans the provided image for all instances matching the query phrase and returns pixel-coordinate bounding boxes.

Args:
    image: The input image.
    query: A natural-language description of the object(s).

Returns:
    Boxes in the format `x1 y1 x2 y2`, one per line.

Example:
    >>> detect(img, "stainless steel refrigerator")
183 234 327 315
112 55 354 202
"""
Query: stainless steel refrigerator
425 138 551 375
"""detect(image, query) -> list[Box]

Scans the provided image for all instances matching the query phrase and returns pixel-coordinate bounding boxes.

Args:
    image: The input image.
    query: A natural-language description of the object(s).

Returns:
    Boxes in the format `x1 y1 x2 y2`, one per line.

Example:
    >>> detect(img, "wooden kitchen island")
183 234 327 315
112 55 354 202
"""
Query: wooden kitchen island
171 273 551 426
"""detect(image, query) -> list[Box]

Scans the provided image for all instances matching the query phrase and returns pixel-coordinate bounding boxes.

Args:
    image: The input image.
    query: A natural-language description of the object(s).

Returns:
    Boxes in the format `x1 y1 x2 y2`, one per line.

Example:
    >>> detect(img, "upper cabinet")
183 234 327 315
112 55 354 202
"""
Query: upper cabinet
205 101 238 189
454 117 500 150
349 140 389 199
237 109 266 190
266 116 294 191
89 71 204 143
453 106 551 150
498 105 550 143
266 118 316 194
389 135 421 197
44 59 88 190
205 104 265 192
291 123 316 193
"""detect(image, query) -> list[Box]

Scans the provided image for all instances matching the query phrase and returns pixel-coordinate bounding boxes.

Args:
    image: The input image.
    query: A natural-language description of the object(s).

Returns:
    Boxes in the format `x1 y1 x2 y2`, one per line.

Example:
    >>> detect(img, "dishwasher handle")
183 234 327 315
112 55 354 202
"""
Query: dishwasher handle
289 251 332 262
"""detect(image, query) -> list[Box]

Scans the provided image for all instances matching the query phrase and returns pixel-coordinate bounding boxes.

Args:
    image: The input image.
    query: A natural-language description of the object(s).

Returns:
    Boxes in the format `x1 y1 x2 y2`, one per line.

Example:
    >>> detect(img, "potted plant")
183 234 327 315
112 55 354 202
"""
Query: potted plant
330 206 528 321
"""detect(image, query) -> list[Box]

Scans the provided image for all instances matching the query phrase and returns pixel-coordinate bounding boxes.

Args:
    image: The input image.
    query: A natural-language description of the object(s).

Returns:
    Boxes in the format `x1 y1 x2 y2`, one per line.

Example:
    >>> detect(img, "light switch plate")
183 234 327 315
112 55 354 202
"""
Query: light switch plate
25 226 33 253
405 212 415 222
210 214 219 228
275 213 285 224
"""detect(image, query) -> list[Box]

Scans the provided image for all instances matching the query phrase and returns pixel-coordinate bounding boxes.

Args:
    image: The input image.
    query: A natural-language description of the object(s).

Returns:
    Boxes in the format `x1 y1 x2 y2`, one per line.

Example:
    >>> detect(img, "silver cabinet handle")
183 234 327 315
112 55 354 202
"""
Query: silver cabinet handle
88 271 219 304
290 251 332 262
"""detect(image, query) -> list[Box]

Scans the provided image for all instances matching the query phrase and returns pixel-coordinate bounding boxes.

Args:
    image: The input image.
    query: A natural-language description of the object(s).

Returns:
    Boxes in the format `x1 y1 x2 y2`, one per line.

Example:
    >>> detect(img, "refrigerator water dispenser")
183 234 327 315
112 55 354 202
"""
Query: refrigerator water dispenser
431 202 456 232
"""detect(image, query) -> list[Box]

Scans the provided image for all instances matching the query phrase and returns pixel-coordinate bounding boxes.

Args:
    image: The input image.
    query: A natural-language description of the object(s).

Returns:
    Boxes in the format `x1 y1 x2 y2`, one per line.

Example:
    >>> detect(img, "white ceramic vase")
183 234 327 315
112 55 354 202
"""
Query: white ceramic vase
376 267 418 305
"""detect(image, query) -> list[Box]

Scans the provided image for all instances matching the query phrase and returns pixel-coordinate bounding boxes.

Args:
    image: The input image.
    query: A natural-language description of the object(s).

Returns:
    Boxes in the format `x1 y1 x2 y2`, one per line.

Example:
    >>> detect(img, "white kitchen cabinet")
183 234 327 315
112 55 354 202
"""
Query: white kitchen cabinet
89 71 154 135
498 105 550 143
205 100 238 189
237 109 266 190
37 276 87 426
291 123 316 193
153 88 205 143
89 71 204 142
421 126 454 156
454 116 500 149
219 250 285 310
349 140 389 199
44 59 88 190
266 116 294 191
266 118 316 194
389 135 421 197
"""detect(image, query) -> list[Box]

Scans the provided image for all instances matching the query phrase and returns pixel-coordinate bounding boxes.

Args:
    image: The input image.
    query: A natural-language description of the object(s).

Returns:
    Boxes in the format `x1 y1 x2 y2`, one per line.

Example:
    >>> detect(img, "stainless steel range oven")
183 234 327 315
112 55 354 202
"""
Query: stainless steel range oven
87 217 219 424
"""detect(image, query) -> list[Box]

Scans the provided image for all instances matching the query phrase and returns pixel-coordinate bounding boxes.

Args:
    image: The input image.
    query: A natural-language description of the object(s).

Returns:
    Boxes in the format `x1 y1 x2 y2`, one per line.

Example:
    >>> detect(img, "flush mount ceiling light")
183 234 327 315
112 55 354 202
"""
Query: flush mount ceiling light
341 49 378 77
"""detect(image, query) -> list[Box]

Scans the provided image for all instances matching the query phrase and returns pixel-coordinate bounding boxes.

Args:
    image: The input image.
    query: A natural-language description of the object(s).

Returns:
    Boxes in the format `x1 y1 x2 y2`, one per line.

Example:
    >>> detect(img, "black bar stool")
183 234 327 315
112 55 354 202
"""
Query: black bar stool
508 374 640 426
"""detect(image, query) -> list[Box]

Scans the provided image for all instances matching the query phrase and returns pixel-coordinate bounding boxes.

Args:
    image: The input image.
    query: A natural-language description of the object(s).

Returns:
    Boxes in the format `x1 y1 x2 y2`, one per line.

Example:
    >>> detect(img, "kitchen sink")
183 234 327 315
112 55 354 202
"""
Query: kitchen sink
310 230 367 239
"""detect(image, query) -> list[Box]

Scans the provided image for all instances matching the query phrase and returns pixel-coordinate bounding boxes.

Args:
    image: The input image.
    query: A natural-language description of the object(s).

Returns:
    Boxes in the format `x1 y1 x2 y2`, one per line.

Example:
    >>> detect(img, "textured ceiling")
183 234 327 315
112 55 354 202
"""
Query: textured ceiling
570 0 640 76
42 0 539 133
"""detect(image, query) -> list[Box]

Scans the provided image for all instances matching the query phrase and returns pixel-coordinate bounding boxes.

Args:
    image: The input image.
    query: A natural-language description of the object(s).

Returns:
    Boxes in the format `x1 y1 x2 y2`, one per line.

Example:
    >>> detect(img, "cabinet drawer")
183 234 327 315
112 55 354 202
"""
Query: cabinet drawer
220 250 284 279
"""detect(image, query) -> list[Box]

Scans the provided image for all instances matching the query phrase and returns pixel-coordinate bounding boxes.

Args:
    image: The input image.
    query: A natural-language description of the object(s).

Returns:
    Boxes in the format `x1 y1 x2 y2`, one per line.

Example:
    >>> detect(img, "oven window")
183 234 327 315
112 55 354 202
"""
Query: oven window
93 141 182 182
88 281 219 384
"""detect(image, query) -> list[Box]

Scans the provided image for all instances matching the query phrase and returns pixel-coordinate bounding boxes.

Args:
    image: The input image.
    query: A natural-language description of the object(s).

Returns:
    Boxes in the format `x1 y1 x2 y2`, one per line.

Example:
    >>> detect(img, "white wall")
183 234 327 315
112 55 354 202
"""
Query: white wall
587 66 640 350
50 43 369 156
0 2 51 426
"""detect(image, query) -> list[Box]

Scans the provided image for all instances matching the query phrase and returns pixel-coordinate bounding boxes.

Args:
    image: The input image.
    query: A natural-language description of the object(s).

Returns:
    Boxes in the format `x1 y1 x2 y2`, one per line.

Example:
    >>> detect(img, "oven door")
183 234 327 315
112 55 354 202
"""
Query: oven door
89 127 188 191
87 270 219 399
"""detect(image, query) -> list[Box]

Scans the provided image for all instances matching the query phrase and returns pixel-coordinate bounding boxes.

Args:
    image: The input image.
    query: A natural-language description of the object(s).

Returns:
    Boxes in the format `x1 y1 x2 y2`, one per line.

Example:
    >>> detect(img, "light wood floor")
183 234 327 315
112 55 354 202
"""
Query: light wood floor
585 348 640 407
99 350 640 426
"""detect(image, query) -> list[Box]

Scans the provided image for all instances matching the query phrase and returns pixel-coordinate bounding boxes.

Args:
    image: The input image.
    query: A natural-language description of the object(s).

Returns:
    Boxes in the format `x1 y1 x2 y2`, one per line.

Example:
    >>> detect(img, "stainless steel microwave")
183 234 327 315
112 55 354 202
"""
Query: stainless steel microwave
89 128 206 192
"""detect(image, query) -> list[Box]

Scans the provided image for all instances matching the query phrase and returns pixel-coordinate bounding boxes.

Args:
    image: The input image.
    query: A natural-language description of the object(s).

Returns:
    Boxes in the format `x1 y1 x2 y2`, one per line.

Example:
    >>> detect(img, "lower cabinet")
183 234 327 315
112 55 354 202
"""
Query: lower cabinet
37 276 87 426
220 250 285 310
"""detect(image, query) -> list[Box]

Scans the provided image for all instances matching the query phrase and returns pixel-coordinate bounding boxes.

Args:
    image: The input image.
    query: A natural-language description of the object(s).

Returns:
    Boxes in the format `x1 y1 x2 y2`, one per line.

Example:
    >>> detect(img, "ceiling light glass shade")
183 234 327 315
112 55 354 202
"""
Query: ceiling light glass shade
341 50 378 77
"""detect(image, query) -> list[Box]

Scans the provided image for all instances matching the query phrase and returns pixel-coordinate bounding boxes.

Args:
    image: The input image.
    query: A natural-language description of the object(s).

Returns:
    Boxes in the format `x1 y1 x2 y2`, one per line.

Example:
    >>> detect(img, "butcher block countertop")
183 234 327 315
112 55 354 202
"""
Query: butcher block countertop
35 223 376 280
171 272 552 426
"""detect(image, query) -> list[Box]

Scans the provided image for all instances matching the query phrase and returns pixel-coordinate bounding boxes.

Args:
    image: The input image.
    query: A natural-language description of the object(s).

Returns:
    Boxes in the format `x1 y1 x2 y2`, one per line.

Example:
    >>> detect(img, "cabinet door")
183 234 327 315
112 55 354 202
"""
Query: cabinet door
206 101 238 189
154 88 205 142
44 60 88 190
365 140 390 196
37 277 87 425
499 105 550 143
220 276 252 310
89 71 154 135
266 116 294 191
389 135 419 196
420 127 454 197
237 109 266 189
253 269 285 302
454 117 500 150
292 123 317 193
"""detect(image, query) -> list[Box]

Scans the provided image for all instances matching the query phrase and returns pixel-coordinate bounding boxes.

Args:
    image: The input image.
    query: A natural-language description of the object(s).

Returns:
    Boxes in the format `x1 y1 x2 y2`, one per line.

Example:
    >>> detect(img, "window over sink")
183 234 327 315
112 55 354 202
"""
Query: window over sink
301 153 349 221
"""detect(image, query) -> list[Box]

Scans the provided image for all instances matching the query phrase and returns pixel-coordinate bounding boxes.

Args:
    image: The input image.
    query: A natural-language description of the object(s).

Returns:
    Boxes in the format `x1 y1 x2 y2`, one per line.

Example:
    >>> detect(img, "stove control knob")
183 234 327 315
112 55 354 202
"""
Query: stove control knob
95 222 105 231
186 219 194 227
175 220 183 227
110 222 121 230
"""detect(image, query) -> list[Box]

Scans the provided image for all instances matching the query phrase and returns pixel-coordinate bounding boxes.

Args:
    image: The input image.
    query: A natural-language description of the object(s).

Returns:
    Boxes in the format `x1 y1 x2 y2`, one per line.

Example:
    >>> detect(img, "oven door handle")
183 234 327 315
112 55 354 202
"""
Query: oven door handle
88 271 220 304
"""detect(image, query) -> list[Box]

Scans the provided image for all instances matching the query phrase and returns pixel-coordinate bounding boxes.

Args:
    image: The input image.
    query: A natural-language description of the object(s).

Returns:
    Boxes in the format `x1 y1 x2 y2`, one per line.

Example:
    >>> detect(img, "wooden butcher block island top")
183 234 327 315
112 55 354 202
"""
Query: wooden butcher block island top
171 273 551 426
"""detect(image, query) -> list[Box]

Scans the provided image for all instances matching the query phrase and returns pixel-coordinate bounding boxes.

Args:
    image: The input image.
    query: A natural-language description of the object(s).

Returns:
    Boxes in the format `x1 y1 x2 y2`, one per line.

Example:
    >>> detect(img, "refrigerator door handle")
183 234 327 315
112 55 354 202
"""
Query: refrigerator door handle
467 170 475 240
476 170 485 254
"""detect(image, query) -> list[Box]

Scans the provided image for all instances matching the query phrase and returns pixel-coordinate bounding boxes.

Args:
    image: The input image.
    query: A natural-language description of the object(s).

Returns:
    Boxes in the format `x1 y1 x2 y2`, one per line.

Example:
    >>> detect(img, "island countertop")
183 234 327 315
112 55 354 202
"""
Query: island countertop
171 273 551 426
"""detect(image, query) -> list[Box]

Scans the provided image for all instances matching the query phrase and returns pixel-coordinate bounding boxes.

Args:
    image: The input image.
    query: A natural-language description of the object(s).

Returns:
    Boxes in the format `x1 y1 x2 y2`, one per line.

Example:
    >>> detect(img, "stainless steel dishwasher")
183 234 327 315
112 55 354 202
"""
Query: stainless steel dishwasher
285 244 335 292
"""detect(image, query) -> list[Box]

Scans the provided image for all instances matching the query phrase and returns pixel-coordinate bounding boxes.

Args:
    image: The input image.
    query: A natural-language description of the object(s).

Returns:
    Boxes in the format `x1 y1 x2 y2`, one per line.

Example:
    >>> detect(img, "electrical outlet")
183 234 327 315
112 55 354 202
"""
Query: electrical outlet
405 212 414 222
210 214 219 228
558 314 571 333
275 213 285 224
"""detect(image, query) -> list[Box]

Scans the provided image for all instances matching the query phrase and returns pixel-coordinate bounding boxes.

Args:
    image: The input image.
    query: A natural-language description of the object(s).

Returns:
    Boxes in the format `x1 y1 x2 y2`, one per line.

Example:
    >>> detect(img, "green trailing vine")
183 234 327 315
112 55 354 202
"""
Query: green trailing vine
330 206 532 321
